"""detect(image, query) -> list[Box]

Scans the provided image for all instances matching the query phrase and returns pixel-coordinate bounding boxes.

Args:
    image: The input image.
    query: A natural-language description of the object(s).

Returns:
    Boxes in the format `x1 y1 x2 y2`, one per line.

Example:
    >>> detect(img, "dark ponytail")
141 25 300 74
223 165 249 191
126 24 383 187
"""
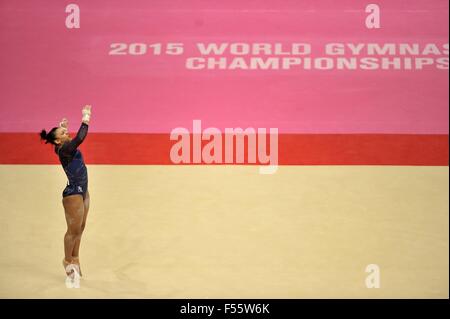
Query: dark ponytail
39 127 58 145
40 129 48 141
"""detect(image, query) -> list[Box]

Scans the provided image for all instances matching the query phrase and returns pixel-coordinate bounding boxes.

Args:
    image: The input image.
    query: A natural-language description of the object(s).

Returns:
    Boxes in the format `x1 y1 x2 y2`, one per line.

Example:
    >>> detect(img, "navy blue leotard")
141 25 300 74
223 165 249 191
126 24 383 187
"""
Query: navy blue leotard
55 123 89 199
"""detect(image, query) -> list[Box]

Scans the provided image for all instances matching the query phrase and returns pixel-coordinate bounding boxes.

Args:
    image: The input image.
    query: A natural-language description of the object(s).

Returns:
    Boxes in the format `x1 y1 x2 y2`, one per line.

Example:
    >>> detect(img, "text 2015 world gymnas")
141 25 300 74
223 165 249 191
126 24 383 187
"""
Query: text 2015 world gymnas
110 42 449 70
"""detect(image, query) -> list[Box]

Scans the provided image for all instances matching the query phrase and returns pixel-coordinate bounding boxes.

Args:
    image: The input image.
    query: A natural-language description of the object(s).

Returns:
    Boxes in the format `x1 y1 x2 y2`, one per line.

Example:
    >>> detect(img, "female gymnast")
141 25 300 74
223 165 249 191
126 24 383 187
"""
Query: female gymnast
39 105 92 277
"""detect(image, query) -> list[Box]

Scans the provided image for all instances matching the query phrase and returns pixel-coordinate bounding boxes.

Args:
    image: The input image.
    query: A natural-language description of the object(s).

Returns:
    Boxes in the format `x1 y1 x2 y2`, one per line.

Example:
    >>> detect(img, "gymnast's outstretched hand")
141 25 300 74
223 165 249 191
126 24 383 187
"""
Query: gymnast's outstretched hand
82 105 92 124
59 118 68 128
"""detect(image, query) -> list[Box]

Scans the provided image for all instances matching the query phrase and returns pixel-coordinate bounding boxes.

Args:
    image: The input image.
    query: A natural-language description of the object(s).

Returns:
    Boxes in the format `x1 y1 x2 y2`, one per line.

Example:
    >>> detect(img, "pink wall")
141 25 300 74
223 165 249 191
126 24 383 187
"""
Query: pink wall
0 0 448 133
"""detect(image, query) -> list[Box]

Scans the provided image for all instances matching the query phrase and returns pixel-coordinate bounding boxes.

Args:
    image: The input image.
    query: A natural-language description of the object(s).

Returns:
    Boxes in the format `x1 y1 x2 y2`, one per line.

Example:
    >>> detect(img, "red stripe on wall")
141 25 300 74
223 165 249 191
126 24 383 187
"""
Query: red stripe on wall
0 133 448 165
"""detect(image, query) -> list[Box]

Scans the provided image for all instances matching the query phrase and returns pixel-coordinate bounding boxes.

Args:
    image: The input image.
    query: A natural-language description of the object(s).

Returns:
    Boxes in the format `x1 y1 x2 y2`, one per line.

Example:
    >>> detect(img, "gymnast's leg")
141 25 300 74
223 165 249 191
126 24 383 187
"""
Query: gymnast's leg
62 194 84 274
71 190 90 275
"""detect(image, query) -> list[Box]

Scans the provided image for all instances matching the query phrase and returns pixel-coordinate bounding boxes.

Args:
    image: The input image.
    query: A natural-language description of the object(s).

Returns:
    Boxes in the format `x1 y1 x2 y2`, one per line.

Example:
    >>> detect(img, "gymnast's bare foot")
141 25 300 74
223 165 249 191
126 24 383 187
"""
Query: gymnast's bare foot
72 257 82 277
62 258 73 276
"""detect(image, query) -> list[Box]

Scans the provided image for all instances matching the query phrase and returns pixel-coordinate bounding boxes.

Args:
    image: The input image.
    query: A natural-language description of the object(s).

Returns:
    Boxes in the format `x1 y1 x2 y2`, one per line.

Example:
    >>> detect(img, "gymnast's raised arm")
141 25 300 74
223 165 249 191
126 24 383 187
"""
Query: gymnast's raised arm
59 105 92 155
